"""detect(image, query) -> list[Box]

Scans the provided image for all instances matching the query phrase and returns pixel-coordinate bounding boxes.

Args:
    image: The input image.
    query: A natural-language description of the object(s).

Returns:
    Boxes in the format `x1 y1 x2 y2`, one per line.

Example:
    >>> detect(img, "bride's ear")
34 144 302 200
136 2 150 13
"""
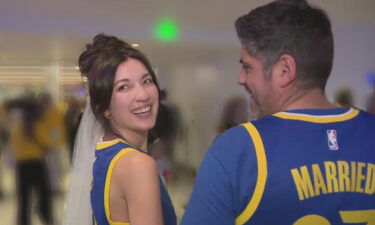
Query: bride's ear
104 110 111 120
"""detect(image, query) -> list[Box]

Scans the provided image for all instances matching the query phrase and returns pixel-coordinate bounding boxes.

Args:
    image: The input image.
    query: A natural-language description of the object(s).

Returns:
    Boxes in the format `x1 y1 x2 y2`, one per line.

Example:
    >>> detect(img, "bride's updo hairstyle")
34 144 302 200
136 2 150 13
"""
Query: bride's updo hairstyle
79 33 160 132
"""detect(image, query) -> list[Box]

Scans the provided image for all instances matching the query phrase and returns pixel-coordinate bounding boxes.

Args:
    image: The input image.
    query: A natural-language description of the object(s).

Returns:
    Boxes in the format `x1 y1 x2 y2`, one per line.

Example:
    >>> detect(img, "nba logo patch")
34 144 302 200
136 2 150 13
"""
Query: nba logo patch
327 129 339 150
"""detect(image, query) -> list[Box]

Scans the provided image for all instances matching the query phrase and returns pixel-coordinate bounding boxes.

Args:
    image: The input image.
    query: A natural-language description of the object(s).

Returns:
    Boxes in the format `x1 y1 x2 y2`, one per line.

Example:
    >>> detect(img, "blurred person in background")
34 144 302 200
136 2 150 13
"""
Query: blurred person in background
8 93 54 225
366 87 375 115
216 96 249 135
0 102 9 200
64 96 83 162
181 0 375 224
148 89 183 184
334 87 354 108
38 92 67 196
64 33 176 225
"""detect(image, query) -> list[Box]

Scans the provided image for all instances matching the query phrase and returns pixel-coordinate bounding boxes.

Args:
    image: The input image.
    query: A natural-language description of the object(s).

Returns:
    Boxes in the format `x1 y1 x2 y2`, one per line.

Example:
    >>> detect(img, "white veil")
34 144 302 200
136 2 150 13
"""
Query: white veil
63 98 103 225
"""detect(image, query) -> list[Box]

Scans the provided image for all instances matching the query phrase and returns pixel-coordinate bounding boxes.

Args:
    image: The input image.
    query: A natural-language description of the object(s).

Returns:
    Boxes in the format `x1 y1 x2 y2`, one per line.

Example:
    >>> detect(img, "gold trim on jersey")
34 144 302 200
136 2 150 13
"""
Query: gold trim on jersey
104 148 137 225
273 108 359 123
94 215 98 225
97 139 130 150
236 122 268 225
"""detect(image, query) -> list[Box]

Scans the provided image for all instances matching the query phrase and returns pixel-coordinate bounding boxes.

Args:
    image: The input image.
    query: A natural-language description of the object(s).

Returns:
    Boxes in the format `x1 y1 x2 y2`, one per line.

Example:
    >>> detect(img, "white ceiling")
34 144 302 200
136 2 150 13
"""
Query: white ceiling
0 0 374 66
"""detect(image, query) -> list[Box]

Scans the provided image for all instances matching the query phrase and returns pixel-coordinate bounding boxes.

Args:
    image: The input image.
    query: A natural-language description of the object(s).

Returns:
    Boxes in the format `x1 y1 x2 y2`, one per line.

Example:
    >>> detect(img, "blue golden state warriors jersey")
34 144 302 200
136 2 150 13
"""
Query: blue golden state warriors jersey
181 108 375 225
91 139 176 225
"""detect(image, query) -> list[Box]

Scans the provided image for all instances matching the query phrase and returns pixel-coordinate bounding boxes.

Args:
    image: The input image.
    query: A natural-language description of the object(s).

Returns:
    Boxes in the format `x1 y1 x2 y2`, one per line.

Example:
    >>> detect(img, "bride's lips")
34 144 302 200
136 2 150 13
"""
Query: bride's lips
133 105 151 114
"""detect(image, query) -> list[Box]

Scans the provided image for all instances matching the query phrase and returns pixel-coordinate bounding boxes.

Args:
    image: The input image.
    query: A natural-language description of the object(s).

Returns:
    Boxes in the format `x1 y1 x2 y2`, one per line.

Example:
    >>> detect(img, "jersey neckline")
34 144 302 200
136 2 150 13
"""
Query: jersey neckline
96 138 130 150
272 107 359 123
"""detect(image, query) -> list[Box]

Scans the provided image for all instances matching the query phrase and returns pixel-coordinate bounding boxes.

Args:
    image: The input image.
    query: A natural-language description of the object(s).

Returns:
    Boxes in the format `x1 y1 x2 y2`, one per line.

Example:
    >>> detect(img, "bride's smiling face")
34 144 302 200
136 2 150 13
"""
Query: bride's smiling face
105 58 159 135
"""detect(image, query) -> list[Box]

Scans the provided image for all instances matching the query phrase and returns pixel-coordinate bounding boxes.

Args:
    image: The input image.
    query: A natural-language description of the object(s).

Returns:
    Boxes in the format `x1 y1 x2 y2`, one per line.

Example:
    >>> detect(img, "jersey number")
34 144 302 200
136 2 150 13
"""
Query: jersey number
293 210 375 225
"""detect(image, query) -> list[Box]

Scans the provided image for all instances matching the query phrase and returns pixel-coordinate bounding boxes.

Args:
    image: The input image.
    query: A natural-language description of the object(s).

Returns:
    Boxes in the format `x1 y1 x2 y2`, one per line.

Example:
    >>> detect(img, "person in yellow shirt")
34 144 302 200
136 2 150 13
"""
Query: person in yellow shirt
9 94 54 225
38 92 67 195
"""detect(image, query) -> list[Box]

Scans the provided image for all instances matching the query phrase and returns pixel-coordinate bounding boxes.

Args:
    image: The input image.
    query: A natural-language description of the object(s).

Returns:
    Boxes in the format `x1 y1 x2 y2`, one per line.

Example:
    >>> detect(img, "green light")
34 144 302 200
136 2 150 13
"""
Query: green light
154 19 179 42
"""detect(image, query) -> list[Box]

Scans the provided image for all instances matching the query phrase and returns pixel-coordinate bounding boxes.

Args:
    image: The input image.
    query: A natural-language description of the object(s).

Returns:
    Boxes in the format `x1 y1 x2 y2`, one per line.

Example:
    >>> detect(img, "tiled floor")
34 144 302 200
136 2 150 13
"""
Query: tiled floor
0 163 195 225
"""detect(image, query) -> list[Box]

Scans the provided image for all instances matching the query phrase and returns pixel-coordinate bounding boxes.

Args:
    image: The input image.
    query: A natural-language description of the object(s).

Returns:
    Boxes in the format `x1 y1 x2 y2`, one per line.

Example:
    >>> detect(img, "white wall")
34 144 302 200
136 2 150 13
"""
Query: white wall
155 50 248 169
327 25 375 109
